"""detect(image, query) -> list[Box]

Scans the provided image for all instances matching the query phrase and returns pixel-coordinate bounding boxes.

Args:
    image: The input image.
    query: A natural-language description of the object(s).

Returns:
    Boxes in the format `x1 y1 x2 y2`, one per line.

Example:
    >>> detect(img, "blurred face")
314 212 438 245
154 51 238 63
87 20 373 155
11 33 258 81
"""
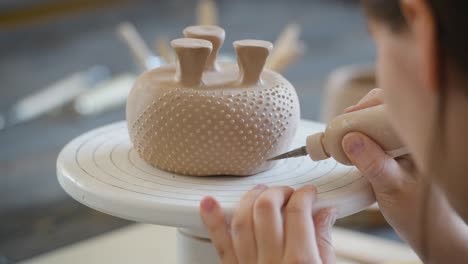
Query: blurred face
368 13 468 220
368 20 437 174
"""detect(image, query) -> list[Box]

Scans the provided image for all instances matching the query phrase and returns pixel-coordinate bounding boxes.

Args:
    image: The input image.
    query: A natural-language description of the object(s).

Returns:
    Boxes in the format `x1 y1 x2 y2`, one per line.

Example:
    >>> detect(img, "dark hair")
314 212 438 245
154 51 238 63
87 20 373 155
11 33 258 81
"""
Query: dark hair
361 0 407 32
362 0 468 74
359 0 468 262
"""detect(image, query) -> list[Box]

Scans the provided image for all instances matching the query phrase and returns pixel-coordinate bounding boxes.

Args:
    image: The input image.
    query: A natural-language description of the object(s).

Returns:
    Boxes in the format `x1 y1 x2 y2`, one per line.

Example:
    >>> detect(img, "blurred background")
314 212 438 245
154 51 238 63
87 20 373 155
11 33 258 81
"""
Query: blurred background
1 0 412 263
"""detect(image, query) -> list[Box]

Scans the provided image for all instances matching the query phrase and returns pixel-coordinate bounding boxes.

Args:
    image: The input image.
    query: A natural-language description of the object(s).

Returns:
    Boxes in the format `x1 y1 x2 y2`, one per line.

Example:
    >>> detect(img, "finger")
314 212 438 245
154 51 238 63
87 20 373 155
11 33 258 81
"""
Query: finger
344 88 384 113
395 154 416 173
200 196 238 264
313 208 337 264
283 185 322 263
342 132 406 195
231 184 268 264
356 88 383 105
253 186 294 263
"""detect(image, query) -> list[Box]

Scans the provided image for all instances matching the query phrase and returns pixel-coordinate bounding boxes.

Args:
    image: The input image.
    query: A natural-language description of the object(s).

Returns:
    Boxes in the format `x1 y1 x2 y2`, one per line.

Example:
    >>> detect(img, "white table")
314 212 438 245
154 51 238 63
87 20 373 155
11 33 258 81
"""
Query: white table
21 225 420 264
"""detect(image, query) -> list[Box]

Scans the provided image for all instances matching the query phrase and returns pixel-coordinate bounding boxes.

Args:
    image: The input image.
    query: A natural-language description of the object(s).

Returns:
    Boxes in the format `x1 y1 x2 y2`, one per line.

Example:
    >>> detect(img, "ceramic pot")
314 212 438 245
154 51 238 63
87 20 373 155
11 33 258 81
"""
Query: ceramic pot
126 26 300 176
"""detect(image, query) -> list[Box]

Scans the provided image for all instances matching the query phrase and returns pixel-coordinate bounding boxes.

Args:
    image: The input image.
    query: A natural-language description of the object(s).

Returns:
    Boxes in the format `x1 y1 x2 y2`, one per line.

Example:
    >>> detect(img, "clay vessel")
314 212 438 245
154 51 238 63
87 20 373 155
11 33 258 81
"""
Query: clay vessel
321 65 376 122
126 25 300 176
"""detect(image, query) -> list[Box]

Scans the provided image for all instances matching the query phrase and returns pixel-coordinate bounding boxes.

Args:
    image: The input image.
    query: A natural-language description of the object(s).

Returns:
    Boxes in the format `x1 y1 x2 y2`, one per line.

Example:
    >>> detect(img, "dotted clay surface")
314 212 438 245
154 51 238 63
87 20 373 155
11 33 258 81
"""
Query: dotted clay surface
127 62 300 176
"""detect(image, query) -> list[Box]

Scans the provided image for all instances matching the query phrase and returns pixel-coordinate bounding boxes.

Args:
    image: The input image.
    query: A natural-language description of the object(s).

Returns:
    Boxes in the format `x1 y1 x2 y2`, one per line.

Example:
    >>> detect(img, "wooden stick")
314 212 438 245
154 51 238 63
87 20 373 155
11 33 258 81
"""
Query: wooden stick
117 22 153 71
268 41 305 73
267 23 300 68
154 37 176 64
267 23 305 72
196 0 218 25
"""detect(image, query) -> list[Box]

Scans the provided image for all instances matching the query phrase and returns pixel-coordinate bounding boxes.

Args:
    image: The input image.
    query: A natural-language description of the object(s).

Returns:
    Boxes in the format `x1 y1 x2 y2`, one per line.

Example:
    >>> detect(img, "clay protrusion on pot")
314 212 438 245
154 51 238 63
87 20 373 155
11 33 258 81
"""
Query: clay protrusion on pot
233 39 273 86
183 25 225 71
171 38 213 87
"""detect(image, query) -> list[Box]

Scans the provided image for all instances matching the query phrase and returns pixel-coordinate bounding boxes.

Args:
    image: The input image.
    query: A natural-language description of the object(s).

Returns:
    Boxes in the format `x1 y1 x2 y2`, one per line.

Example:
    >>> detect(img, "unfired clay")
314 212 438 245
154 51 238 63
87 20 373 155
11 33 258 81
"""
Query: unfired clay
307 105 408 165
126 26 300 176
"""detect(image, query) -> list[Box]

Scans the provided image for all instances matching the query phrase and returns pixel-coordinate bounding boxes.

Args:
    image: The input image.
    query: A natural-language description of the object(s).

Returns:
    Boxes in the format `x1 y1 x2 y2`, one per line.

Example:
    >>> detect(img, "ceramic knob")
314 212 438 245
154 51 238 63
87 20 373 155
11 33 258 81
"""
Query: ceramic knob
126 26 300 176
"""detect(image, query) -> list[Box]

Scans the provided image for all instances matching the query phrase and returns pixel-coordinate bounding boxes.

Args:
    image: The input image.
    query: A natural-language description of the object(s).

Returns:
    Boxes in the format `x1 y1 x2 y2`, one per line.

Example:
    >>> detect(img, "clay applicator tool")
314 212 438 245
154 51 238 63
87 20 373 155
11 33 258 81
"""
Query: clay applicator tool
268 105 409 165
196 0 218 26
117 21 163 71
266 23 306 73
149 0 219 65
154 36 176 64
71 22 167 117
0 65 110 131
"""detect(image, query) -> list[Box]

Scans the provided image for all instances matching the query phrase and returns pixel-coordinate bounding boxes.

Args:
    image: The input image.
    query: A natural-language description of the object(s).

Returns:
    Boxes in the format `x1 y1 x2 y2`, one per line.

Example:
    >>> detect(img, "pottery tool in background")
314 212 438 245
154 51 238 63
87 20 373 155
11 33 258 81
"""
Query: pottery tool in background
149 0 219 64
151 0 306 73
0 65 110 131
73 73 136 116
266 23 306 72
72 22 165 116
195 0 307 72
154 37 176 64
196 0 218 26
117 22 163 71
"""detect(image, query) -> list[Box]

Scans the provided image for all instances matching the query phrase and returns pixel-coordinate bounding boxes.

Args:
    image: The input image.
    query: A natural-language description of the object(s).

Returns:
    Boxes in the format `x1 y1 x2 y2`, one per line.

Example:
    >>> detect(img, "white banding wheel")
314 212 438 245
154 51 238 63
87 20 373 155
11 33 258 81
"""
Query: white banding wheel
57 120 375 264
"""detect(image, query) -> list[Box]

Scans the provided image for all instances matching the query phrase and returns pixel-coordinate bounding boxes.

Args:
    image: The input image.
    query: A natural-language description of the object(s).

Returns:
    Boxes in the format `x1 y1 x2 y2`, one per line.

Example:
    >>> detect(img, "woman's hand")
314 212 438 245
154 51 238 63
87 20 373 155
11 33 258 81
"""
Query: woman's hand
199 185 337 264
343 88 426 249
342 88 468 262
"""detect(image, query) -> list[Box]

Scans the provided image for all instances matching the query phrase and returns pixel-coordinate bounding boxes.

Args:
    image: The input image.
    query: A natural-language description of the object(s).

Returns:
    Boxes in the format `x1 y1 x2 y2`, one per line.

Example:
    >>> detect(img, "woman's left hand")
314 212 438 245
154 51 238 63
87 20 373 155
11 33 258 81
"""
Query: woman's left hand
199 185 337 264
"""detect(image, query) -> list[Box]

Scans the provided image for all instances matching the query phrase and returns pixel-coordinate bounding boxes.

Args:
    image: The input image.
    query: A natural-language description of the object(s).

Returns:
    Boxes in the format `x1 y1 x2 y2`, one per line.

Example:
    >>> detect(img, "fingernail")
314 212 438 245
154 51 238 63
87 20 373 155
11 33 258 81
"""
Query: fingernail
253 184 267 190
343 106 355 113
305 185 317 194
201 197 216 213
343 134 365 157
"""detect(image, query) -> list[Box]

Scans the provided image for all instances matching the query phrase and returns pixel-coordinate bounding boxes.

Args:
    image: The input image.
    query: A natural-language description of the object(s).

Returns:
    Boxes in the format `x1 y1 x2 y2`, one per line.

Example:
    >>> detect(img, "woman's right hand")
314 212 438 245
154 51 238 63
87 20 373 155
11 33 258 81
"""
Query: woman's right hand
342 88 428 252
343 89 468 263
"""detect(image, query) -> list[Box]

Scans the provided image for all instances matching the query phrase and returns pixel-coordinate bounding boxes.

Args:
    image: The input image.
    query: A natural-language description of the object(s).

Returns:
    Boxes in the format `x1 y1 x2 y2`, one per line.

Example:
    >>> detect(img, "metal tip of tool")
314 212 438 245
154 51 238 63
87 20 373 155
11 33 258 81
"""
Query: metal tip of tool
266 153 293 162
266 146 308 162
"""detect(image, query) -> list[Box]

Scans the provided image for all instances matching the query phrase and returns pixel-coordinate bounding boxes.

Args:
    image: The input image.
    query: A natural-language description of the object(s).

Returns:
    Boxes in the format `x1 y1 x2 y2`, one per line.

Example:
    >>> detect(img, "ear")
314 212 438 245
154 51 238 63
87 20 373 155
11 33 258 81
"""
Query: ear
400 0 440 94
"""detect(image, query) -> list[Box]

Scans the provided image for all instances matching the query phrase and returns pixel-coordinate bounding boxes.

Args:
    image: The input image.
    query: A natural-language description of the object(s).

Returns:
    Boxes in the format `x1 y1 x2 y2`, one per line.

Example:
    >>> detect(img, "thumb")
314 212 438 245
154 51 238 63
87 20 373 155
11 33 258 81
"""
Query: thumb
342 132 405 195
